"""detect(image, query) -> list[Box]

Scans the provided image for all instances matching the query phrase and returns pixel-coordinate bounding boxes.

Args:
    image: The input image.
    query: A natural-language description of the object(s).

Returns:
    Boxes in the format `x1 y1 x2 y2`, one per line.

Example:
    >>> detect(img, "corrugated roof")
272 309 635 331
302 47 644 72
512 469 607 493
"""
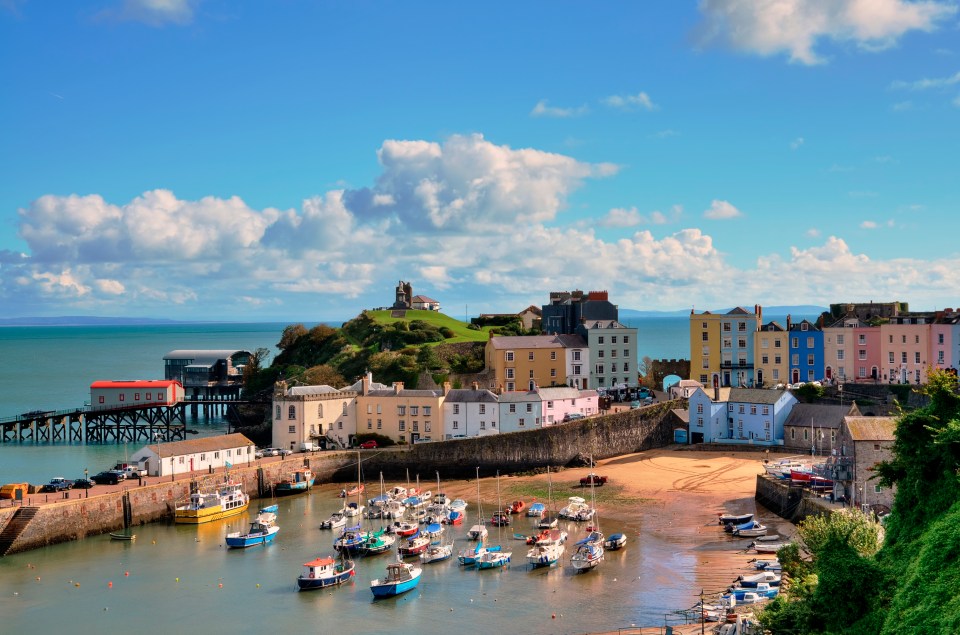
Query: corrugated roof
783 403 852 430
140 433 254 458
846 416 897 441
729 388 784 405
444 389 499 403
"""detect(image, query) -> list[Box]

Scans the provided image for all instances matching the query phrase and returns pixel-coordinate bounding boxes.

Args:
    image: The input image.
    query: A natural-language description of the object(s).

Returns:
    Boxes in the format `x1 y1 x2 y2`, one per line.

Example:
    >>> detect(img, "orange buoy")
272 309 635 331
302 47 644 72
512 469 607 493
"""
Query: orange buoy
124 571 130 577
108 581 113 588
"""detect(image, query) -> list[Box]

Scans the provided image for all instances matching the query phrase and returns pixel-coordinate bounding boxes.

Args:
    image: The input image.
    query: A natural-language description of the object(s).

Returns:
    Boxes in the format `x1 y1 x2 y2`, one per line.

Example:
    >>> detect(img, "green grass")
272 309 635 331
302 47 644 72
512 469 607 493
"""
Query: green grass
366 310 492 344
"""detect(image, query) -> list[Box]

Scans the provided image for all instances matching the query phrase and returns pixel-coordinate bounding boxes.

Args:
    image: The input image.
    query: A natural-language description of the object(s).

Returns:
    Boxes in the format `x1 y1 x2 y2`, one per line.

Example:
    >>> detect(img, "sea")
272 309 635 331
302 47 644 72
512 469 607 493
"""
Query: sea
0 318 757 634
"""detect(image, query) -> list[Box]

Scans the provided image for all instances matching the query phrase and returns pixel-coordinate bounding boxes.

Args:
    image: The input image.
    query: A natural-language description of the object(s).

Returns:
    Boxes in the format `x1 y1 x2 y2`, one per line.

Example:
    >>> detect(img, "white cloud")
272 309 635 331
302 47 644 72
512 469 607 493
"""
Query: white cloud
890 70 960 90
703 199 743 220
790 137 804 150
603 92 658 111
111 0 199 26
530 100 589 118
600 207 644 228
861 220 878 229
806 228 821 238
696 0 957 65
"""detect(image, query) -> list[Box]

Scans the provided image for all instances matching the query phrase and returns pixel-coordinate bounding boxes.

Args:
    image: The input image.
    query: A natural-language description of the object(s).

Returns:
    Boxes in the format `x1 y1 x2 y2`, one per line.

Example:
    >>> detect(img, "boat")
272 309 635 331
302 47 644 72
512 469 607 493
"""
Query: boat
388 486 408 499
442 509 464 525
538 515 559 529
734 523 768 538
420 541 453 564
491 510 511 526
726 518 761 534
570 458 604 572
537 529 568 546
424 522 444 544
558 496 590 520
398 535 431 557
718 512 754 526
344 501 365 517
297 553 356 591
526 501 546 517
737 571 782 588
342 452 365 517
752 541 790 554
449 498 468 513
508 500 526 514
386 520 419 537
466 467 488 541
477 470 510 570
726 582 779 601
275 468 314 496
333 525 369 554
370 560 422 598
458 539 501 566
361 527 397 556
526 542 564 568
226 511 279 548
258 504 279 514
524 529 551 545
339 483 365 498
603 533 627 551
109 532 136 541
320 508 347 530
174 478 249 524
382 499 406 519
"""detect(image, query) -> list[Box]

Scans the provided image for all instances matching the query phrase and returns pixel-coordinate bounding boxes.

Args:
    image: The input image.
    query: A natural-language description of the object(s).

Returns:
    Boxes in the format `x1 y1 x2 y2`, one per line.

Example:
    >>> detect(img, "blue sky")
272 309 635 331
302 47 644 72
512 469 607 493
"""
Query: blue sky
1 0 958 321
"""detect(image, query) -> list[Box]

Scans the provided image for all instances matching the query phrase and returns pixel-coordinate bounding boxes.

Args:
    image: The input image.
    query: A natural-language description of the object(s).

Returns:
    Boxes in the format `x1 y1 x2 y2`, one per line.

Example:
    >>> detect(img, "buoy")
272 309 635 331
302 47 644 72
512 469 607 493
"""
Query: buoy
75 583 80 587
124 571 129 577
175 577 180 583
108 581 113 588
256 584 260 588
552 614 556 619
218 583 223 588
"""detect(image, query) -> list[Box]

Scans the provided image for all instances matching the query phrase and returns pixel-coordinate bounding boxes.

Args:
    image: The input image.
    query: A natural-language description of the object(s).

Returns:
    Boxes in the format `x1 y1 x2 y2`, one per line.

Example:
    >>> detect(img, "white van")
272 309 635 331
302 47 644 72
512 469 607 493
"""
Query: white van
299 442 319 453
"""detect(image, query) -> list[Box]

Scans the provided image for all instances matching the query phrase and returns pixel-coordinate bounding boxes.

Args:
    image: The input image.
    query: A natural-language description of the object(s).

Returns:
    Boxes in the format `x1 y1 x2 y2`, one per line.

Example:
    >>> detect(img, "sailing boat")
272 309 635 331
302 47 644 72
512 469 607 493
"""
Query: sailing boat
459 467 498 565
527 467 564 567
538 466 559 529
477 470 511 570
333 452 369 553
420 474 454 564
466 466 488 541
570 456 604 572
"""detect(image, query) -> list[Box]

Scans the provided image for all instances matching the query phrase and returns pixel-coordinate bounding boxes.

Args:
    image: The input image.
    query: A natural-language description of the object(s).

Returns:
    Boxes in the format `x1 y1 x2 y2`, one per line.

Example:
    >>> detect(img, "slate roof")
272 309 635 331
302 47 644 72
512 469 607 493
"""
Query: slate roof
583 320 630 329
289 385 342 396
671 408 690 423
367 389 444 398
539 386 582 400
759 321 785 332
845 416 897 441
488 335 574 349
498 391 541 403
443 389 499 403
783 403 853 430
139 433 254 458
728 388 786 405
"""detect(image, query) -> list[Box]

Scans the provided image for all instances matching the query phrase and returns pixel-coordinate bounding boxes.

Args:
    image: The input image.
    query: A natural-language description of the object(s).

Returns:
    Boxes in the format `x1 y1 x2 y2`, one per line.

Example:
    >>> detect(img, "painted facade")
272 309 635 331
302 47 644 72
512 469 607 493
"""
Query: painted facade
130 433 256 477
754 321 787 388
271 381 359 451
485 334 582 392
688 386 796 446
689 306 761 388
497 390 544 434
579 320 638 390
356 378 447 444
442 387 500 439
787 319 823 384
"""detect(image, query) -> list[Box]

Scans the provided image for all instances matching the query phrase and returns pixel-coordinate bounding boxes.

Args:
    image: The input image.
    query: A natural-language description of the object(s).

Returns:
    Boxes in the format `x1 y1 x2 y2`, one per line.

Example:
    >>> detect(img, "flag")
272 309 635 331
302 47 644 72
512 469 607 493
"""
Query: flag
225 461 233 469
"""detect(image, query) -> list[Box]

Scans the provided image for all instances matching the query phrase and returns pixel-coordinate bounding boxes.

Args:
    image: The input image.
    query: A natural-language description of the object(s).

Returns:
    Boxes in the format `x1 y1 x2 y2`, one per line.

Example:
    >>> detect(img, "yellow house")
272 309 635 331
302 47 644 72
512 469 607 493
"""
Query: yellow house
754 321 788 388
689 306 761 388
271 380 359 451
355 376 449 444
485 334 580 393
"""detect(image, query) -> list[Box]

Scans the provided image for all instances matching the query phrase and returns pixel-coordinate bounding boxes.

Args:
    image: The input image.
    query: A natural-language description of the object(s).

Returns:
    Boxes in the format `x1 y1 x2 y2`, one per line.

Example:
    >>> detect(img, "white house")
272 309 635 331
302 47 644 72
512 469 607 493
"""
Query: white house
442 386 499 438
687 387 796 446
130 432 256 477
498 390 543 433
271 380 359 451
669 379 703 399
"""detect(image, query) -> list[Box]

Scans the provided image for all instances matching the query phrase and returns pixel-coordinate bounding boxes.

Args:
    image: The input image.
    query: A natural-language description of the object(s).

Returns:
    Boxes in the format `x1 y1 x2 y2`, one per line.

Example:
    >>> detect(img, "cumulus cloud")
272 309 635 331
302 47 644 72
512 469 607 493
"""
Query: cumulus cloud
696 0 957 65
530 100 589 118
599 204 682 228
703 199 743 220
602 92 657 111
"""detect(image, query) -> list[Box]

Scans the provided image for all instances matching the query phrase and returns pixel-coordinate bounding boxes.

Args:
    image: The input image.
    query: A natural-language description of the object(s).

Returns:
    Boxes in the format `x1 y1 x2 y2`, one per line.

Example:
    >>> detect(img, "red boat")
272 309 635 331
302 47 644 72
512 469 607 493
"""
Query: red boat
386 521 419 537
398 535 430 556
526 529 551 545
508 500 526 514
491 510 511 526
339 484 365 498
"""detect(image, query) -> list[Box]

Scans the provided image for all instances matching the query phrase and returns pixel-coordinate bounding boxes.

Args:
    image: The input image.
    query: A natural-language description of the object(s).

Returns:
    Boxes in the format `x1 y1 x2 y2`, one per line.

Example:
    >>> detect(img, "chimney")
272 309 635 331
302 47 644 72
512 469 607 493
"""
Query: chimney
787 314 792 331
392 382 404 394
361 373 371 396
471 381 479 390
442 381 451 396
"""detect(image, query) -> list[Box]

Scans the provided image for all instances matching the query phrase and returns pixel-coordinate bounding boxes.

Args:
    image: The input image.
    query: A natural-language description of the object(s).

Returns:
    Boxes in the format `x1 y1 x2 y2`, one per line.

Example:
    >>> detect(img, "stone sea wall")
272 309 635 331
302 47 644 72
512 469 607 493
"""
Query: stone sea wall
754 474 833 523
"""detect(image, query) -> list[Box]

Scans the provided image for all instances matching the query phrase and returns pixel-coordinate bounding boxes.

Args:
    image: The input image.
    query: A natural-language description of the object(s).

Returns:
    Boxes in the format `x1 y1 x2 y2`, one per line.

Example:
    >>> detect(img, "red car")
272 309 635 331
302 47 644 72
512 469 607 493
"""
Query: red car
580 473 608 486
359 440 378 449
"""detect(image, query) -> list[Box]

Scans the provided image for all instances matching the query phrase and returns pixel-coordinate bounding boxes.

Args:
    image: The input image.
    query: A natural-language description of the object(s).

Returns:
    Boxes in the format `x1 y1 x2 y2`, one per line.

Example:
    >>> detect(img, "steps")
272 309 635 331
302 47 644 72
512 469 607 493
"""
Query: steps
0 506 40 556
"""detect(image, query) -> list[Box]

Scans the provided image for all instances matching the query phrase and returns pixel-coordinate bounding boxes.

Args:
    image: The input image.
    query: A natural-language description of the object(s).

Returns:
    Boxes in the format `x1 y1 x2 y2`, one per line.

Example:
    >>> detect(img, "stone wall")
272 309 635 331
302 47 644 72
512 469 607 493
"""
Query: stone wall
649 359 690 389
754 474 833 524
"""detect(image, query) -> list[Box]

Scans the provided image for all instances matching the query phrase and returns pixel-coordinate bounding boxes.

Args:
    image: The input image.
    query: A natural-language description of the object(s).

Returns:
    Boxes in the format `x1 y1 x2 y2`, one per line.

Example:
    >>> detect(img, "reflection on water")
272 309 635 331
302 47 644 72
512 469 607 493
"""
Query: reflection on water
0 490 727 634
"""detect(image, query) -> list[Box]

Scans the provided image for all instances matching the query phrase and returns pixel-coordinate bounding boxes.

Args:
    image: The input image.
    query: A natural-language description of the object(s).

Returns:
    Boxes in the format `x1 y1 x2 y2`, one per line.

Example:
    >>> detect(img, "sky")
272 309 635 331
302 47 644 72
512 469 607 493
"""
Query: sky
1 0 958 322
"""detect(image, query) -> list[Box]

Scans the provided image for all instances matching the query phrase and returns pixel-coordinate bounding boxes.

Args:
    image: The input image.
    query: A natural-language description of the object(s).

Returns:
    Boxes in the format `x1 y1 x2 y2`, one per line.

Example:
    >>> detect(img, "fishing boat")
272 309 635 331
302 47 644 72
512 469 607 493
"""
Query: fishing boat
526 542 564 568
361 528 397 556
420 541 453 564
333 525 369 554
226 511 280 548
109 532 136 541
603 533 627 551
275 468 314 496
320 507 347 530
370 561 422 598
526 501 546 517
174 479 249 524
398 534 431 557
718 512 754 526
467 467 488 541
297 554 355 591
491 510 511 526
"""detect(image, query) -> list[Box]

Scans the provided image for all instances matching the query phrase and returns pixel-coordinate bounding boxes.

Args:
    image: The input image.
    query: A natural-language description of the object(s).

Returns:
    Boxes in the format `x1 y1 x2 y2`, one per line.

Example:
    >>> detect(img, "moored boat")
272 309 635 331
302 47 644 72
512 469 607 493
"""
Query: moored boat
174 479 249 524
491 510 511 526
361 528 396 556
603 533 627 551
420 542 453 564
570 542 604 571
559 496 589 520
297 554 355 591
476 547 511 570
527 542 564 568
333 525 369 554
109 532 136 541
718 512 754 526
398 535 431 557
320 508 346 530
275 468 314 496
370 561 422 598
226 512 279 548
508 500 526 514
526 501 546 517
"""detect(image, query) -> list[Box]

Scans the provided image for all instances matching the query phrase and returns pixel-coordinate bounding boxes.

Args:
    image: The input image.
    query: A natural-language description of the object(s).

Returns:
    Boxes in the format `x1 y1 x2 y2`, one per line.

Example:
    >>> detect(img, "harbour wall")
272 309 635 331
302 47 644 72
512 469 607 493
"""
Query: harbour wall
2 402 678 554
754 474 834 523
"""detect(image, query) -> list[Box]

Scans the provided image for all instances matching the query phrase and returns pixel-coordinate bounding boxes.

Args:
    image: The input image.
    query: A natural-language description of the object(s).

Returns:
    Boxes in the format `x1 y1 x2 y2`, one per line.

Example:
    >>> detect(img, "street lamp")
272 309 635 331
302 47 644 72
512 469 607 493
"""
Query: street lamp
84 468 88 498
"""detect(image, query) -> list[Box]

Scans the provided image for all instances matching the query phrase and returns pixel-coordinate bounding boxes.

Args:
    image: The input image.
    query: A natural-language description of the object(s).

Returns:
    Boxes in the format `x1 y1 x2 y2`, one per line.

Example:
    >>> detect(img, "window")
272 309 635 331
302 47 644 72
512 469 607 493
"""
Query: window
791 428 795 440
702 322 708 329
506 368 515 379
874 484 882 494
859 366 867 378
377 404 382 414
134 392 140 401
518 418 525 427
738 404 745 414
526 404 533 413
452 421 458 429
367 419 372 430
275 405 281 420
399 420 405 431
774 355 782 365
529 369 534 378
837 350 845 361
939 351 945 364
791 337 799 348
728 403 734 411
888 352 894 363
506 382 515 391
723 338 732 349
424 406 431 416
609 336 616 344
915 335 920 344
807 369 815 380
750 405 757 415
611 350 617 358
453 404 460 415
837 334 845 345
764 420 770 430
598 336 605 344
697 417 703 427
338 421 343 429
367 404 372 414
774 339 782 348
623 349 629 357
610 364 617 373
598 350 605 358
738 322 746 332
762 406 769 415
573 350 581 361
412 421 418 432
915 352 921 364
858 334 866 344
480 421 486 430
119 394 125 402
343 403 348 414
200 454 205 461
550 368 557 377
528 352 534 361
738 338 747 348
288 425 296 434
425 423 431 432
546 401 554 409
624 336 630 343
550 351 557 360
479 404 486 414
902 335 907 344
595 364 604 374
377 419 382 429
702 332 709 341
938 333 945 344
901 352 907 363
318 403 323 417
509 404 516 413
772 369 779 380
807 337 814 348
623 362 630 373
858 349 867 360
807 354 814 366
288 405 296 419
761 355 769 364
761 339 769 349
699 374 708 384
792 354 799 366
398 406 406 416
410 406 419 416
573 365 581 375
505 351 514 362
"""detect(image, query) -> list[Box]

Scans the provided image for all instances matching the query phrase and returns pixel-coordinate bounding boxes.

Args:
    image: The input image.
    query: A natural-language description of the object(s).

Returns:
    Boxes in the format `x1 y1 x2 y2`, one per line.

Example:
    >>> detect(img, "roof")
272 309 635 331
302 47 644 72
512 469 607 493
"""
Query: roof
443 389 499 403
412 295 438 303
583 320 630 329
498 391 541 403
783 403 853 430
90 380 182 389
671 408 690 423
539 386 582 400
677 379 702 387
138 433 254 458
288 385 342 396
759 321 785 332
366 389 444 398
727 307 752 315
304 557 335 567
728 388 784 405
163 350 250 363
519 305 542 316
845 416 897 441
488 335 572 349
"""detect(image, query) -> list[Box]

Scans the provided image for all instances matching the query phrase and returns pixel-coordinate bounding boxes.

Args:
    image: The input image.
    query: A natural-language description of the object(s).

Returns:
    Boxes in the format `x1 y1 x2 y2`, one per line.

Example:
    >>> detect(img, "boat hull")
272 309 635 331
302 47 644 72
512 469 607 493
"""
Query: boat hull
174 501 249 524
370 569 422 598
297 567 354 590
226 526 279 548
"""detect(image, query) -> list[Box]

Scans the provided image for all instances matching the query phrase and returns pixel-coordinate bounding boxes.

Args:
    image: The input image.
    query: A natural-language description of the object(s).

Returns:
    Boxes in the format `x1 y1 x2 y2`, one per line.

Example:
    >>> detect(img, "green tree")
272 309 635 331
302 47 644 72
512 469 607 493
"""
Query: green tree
303 364 346 387
277 324 307 350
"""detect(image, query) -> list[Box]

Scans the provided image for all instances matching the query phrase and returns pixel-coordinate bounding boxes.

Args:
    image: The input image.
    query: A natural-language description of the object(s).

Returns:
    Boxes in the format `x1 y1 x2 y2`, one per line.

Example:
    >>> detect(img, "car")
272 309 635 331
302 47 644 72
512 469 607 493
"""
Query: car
90 471 122 485
278 448 293 457
637 387 650 399
580 473 608 486
259 447 281 457
72 478 95 489
41 477 74 492
563 412 585 422
629 400 641 409
359 440 378 449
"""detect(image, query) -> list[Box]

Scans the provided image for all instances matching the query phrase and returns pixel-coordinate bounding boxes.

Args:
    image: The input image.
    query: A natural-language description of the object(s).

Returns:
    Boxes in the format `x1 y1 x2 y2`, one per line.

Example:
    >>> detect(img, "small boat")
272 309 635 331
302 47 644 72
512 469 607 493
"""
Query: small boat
297 554 355 591
526 502 546 517
382 499 406 519
536 529 568 546
343 501 365 517
558 496 590 520
320 508 347 530
420 542 454 564
570 542 604 572
457 540 501 566
174 479 249 525
718 512 754 526
524 529 551 545
333 525 369 554
258 504 279 514
734 523 768 538
226 512 279 548
388 486 408 499
449 498 468 512
339 483 365 498
442 510 464 525
508 500 526 514
538 515 559 529
752 541 790 554
109 532 136 541
574 530 604 547
603 533 627 551
476 548 511 570
424 522 444 544
726 518 760 534
737 571 782 588
398 535 431 557
361 528 397 556
275 469 314 496
526 542 564 568
386 520 419 537
491 510 511 526
727 582 779 601
370 561 422 598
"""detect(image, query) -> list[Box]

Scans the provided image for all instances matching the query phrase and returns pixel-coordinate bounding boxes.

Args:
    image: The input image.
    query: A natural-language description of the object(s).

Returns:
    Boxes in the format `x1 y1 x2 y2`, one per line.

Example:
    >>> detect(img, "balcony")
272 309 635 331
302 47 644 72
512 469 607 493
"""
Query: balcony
720 361 754 369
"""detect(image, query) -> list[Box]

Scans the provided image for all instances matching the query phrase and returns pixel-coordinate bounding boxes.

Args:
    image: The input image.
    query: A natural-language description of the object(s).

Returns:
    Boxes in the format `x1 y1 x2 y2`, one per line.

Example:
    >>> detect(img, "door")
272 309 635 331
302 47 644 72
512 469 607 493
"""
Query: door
756 369 763 387
792 369 800 384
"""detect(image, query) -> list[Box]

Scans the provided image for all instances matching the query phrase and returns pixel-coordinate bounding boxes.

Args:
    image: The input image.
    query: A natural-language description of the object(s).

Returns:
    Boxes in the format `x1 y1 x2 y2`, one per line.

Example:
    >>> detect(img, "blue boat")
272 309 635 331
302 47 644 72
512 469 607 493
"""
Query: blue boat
370 561 422 598
526 501 546 517
297 554 355 591
726 582 779 601
457 540 502 566
334 525 369 554
258 504 279 514
275 469 314 496
225 512 279 548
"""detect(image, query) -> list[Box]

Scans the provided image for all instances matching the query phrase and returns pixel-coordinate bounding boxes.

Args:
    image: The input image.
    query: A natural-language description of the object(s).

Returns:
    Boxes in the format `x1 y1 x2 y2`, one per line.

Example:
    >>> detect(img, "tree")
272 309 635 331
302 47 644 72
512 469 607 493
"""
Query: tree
277 324 307 350
303 364 346 387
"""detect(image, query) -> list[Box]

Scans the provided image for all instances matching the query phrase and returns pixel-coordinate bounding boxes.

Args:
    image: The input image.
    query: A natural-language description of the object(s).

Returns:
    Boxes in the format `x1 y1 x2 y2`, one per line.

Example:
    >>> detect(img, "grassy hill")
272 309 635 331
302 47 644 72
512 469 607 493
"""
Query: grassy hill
365 309 491 344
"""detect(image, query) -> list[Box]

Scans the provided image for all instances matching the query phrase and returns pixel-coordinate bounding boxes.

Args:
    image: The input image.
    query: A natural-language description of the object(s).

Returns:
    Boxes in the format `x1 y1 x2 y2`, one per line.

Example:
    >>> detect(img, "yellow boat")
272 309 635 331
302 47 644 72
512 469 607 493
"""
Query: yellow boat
174 479 249 524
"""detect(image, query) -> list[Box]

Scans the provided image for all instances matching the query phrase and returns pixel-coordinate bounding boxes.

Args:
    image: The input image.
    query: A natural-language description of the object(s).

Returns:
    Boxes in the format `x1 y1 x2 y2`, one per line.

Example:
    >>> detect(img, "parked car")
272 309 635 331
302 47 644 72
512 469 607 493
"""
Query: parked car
41 477 74 492
359 440 378 449
563 412 585 422
90 471 122 485
72 478 95 489
258 447 281 457
629 400 641 409
580 473 608 486
278 448 292 457
637 387 650 399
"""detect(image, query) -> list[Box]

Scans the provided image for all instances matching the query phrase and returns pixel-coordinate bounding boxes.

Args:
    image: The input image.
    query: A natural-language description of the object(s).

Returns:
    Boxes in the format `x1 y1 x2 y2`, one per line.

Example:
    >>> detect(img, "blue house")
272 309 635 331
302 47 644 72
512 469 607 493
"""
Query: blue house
688 386 797 446
788 319 824 384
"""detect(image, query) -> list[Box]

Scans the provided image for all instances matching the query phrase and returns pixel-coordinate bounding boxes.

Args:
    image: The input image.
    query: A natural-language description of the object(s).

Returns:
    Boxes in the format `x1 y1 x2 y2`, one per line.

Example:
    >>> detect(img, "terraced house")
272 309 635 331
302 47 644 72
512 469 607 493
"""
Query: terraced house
485 333 586 392
689 306 761 388
355 376 448 444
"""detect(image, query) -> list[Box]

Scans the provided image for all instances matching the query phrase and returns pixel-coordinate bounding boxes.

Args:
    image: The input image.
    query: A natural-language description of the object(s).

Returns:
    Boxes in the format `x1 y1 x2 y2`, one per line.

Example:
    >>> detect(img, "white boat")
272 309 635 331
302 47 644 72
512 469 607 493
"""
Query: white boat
603 533 627 551
466 466 488 540
526 501 546 517
527 542 564 567
382 500 406 519
570 541 604 571
734 523 768 538
559 496 590 520
344 501 364 517
225 511 279 548
420 542 454 564
320 508 346 530
297 554 355 591
388 486 408 500
449 498 468 512
477 470 508 571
